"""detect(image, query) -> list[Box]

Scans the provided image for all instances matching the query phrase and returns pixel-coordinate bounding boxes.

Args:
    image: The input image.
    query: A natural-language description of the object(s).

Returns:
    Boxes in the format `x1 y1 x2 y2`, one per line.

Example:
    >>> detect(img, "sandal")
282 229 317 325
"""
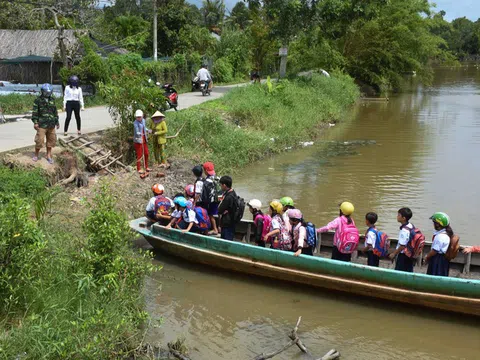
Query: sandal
64 132 68 136
32 156 38 162
146 168 153 172
138 170 145 174
47 158 54 165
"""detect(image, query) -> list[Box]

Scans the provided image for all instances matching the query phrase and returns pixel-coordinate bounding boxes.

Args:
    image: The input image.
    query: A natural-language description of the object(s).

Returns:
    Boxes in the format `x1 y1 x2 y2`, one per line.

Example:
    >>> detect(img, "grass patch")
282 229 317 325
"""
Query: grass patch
164 73 359 173
0 167 157 359
0 94 106 115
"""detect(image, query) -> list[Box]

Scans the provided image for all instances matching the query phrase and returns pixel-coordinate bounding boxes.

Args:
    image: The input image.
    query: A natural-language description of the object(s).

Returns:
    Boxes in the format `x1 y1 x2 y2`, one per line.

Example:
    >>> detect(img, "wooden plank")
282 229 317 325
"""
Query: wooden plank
245 223 252 244
63 136 82 144
99 154 123 170
464 253 472 274
74 141 95 150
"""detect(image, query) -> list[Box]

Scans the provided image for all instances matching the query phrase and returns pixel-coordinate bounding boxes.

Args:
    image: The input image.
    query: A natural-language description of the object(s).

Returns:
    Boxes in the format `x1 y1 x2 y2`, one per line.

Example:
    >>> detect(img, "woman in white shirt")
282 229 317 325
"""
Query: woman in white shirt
63 75 84 136
425 212 454 277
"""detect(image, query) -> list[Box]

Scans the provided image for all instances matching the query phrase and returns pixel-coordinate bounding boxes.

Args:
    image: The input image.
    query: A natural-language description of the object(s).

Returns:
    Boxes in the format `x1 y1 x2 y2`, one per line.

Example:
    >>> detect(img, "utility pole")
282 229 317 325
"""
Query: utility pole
279 46 288 78
153 0 158 61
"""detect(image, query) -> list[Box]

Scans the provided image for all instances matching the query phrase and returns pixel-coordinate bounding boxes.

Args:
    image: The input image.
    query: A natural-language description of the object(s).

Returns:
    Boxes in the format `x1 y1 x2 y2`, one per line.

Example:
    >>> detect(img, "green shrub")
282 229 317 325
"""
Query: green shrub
0 165 48 197
213 57 234 83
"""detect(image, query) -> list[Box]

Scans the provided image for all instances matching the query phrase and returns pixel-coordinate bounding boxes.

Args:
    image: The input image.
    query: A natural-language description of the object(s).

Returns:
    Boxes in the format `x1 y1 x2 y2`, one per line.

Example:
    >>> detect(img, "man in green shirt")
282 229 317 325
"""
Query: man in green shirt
32 83 59 164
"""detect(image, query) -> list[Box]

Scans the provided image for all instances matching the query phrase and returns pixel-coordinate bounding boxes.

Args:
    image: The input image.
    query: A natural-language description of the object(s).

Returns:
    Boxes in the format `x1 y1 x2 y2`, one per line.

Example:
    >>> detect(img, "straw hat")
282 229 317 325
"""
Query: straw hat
152 111 165 118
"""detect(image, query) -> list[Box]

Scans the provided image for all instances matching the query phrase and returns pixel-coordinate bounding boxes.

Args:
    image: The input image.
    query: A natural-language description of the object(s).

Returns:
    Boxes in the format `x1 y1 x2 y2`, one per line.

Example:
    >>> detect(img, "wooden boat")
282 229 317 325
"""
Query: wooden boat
130 218 480 316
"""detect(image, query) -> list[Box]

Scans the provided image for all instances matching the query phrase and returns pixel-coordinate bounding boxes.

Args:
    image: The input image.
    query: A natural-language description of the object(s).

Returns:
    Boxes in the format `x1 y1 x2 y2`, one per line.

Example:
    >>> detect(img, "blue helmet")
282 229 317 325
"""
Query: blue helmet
40 83 53 97
174 196 188 207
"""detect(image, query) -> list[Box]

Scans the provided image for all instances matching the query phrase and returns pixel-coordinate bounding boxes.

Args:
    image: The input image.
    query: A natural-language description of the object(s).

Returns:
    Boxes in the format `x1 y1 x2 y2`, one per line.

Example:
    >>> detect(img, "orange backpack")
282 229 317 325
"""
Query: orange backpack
445 235 460 261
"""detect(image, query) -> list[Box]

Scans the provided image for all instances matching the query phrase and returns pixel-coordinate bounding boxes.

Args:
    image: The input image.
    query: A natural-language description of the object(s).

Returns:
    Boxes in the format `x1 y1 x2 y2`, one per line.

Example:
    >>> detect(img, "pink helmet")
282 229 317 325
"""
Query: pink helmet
185 184 195 197
288 209 303 220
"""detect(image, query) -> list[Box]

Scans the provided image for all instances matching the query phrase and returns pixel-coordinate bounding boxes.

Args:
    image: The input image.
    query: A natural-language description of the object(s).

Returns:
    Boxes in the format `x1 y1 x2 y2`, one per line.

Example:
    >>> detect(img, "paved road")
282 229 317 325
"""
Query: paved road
0 84 242 153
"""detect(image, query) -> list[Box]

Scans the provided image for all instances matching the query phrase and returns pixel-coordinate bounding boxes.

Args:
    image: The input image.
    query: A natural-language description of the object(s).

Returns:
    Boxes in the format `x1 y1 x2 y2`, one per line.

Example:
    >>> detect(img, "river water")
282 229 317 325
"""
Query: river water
146 67 480 359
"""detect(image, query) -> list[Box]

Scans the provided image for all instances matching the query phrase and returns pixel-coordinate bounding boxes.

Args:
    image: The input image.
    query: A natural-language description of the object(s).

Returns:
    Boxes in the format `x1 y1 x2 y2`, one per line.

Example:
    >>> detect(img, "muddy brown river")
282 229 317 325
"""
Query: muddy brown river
146 67 480 359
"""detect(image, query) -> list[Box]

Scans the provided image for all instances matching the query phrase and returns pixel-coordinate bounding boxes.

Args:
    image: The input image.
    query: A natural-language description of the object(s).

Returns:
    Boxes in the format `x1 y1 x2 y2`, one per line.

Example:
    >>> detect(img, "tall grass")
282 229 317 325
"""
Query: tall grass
165 73 359 172
0 168 156 359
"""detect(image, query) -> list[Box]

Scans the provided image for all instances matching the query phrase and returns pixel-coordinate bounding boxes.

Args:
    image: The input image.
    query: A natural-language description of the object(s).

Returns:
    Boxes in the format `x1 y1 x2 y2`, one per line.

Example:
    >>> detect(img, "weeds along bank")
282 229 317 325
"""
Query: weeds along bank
0 167 157 359
163 74 359 172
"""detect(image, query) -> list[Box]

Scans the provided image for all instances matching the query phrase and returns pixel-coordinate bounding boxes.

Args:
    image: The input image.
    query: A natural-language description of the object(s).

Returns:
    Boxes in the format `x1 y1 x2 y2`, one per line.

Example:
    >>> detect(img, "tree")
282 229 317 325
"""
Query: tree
201 0 225 30
227 2 251 29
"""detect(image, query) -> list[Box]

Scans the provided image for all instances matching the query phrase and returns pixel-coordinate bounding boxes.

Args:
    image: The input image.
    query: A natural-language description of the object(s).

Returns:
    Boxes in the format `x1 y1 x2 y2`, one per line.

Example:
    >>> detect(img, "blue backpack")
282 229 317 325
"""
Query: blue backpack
304 222 317 248
367 227 390 257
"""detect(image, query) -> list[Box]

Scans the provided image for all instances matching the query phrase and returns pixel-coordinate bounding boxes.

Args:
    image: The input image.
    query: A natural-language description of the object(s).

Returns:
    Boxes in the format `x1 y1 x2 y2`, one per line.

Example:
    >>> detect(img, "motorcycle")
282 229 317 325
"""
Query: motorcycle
200 80 211 96
157 82 178 111
191 76 201 92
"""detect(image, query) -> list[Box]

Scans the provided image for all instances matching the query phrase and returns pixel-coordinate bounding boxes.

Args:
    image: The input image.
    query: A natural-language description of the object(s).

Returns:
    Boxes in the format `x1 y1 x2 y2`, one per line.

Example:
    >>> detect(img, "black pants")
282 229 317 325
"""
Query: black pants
332 246 352 262
65 101 81 132
395 253 414 272
367 251 380 267
301 247 313 256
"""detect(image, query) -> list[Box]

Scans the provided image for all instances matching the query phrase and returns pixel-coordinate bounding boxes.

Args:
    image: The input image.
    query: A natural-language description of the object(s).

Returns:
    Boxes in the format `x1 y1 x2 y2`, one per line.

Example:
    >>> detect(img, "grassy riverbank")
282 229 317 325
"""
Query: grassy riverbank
0 94 105 115
0 167 157 359
164 73 359 172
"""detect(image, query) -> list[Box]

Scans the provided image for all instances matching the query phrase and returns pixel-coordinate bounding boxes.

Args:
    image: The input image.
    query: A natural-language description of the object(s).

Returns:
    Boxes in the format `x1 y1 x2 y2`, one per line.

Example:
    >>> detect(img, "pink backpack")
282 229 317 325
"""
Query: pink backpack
337 218 360 254
254 213 272 242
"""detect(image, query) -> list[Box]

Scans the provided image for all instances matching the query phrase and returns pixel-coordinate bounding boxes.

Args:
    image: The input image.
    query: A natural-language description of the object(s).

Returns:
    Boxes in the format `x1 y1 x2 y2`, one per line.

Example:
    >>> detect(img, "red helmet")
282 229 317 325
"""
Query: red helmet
185 184 195 197
152 183 164 195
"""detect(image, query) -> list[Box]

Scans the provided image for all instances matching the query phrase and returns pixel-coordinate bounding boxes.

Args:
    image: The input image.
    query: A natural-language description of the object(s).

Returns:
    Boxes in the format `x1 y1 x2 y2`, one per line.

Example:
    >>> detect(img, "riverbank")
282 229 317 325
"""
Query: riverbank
163 74 359 173
0 73 359 358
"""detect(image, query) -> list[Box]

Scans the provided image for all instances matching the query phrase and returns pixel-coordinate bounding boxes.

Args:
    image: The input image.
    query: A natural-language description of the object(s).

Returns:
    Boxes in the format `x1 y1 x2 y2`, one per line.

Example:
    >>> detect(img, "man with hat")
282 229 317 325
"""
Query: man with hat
151 110 168 167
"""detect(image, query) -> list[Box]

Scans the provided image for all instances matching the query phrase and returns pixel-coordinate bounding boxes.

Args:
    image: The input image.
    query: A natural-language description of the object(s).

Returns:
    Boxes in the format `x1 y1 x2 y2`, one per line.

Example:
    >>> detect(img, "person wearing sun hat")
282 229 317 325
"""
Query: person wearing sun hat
150 110 168 166
202 161 220 234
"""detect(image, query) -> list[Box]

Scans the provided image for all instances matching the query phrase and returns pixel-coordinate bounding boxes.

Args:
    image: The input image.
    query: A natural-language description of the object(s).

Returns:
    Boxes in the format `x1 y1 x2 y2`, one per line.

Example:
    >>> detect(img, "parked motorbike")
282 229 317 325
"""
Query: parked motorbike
157 82 178 111
200 80 211 96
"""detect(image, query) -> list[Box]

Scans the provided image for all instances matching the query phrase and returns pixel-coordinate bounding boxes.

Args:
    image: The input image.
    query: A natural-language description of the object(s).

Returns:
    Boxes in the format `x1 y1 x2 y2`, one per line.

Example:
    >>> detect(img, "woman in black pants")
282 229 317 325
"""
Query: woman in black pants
63 75 84 136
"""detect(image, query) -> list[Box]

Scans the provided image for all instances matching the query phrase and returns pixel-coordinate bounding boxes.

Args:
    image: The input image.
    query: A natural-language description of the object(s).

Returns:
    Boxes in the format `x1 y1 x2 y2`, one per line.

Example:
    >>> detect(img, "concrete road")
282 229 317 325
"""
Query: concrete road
0 84 243 153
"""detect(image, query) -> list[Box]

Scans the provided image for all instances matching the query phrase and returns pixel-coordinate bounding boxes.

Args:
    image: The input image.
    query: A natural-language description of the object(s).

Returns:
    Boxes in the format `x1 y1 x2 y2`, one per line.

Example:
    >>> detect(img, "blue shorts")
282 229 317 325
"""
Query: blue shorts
207 202 219 216
146 210 156 220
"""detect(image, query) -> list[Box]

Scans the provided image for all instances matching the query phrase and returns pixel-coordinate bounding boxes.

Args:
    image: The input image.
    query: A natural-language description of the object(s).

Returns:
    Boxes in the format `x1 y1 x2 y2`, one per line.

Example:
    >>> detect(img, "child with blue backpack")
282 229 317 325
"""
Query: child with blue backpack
363 212 381 267
288 209 314 256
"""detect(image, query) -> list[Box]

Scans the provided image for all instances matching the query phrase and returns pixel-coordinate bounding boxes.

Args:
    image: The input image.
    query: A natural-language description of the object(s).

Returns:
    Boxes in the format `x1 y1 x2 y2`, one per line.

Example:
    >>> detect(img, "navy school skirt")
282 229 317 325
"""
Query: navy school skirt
427 253 450 277
332 246 352 262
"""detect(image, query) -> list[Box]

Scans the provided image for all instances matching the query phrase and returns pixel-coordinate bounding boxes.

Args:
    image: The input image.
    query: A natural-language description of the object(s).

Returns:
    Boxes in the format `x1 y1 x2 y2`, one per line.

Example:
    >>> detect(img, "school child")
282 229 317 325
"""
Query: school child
150 111 168 166
184 184 195 202
280 196 295 232
145 184 173 224
263 200 292 251
288 209 313 256
388 208 415 272
202 162 220 235
133 109 152 176
165 193 184 229
192 165 204 205
317 202 359 262
424 212 455 277
362 212 380 267
248 199 272 247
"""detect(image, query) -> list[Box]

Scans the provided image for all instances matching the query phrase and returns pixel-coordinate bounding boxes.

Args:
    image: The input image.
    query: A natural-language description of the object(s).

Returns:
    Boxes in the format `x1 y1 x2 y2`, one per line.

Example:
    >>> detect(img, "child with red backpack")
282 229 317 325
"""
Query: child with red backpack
317 202 359 262
248 199 272 247
145 183 174 225
388 207 425 273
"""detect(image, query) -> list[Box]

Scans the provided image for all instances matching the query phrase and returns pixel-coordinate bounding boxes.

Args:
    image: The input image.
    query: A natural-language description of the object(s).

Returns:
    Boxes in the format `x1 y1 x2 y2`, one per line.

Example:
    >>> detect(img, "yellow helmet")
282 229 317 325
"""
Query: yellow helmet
269 200 283 214
340 201 354 216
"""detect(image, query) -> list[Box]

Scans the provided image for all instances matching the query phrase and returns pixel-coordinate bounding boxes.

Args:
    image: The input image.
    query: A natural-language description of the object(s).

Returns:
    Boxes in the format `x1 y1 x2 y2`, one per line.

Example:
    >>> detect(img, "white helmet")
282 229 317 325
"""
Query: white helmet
135 109 144 117
248 199 262 211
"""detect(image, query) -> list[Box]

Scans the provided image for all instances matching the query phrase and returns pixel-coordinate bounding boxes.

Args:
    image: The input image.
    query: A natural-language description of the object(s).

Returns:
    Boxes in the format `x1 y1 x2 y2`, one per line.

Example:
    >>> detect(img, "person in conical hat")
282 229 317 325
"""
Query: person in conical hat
150 110 168 167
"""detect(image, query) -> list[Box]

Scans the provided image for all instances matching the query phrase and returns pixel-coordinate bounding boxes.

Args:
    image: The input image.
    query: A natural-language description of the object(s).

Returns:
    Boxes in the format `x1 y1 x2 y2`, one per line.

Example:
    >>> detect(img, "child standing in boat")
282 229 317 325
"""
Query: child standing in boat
288 209 313 256
280 196 295 232
264 200 292 250
388 208 415 272
362 212 381 267
424 212 455 277
248 199 271 247
316 202 359 262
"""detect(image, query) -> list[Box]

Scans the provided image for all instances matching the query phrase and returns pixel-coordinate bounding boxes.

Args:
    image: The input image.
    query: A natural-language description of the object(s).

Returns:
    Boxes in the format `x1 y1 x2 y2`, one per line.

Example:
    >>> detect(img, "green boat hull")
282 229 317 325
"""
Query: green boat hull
131 218 480 315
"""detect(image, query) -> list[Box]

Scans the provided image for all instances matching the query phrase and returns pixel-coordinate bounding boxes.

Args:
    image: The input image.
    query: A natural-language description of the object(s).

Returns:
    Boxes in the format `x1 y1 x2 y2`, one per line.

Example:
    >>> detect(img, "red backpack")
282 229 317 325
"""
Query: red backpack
337 218 359 254
403 224 425 259
254 213 272 242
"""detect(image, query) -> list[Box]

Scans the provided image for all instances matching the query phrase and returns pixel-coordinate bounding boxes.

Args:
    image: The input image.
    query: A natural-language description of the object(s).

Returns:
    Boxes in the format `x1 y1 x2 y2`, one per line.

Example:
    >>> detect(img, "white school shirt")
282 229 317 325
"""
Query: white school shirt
197 68 212 82
146 197 156 212
195 179 204 195
63 86 84 107
397 223 413 253
365 228 377 247
432 229 450 254
182 208 198 224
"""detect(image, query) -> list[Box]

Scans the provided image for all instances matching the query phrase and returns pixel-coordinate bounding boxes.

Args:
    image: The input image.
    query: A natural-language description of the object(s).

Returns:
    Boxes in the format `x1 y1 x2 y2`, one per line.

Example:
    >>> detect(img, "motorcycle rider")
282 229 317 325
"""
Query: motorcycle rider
196 64 212 91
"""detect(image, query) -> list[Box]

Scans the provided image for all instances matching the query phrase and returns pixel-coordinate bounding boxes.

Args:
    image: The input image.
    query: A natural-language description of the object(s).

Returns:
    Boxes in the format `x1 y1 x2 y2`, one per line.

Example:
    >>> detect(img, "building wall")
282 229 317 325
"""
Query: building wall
0 62 63 84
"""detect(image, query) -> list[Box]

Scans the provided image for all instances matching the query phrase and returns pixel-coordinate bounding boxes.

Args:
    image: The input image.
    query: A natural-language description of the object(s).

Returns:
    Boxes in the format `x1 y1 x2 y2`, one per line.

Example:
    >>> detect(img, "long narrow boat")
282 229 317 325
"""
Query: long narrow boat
130 217 480 316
